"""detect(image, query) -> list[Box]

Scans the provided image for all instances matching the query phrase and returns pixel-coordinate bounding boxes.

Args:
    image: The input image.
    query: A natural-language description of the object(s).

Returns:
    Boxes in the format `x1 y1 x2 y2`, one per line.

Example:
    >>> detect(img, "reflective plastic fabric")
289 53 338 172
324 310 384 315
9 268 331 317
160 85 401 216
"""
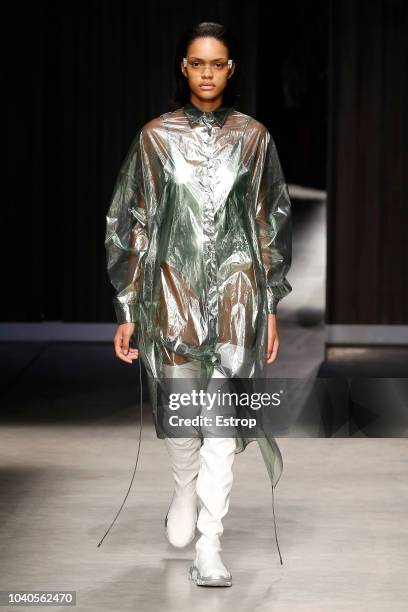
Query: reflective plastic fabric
105 101 293 489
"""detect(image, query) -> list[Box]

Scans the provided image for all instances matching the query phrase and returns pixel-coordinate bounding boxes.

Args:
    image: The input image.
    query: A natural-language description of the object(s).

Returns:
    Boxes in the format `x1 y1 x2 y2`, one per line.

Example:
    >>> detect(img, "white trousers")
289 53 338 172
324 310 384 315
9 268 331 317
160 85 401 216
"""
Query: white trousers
163 345 238 553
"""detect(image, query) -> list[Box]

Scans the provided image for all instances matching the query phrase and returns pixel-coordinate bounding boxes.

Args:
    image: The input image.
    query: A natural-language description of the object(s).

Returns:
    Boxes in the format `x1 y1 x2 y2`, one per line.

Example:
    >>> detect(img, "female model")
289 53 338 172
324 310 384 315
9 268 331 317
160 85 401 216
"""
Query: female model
104 22 292 587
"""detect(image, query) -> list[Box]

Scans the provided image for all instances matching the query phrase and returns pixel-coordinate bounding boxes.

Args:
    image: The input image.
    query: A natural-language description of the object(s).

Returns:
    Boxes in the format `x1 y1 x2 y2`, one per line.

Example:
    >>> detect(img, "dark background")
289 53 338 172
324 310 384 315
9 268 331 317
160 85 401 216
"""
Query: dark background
4 0 407 326
4 0 328 323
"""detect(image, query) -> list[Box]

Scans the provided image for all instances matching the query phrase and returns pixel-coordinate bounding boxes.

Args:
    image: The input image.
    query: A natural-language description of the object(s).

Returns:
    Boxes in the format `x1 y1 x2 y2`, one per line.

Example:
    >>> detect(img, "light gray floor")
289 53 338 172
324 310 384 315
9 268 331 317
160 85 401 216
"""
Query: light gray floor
1 419 407 611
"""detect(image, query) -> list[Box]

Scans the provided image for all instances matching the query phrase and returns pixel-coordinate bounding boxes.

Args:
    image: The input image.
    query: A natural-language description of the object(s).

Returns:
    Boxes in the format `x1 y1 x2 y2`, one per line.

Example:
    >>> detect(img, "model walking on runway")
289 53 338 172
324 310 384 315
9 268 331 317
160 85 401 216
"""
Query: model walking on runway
105 21 292 587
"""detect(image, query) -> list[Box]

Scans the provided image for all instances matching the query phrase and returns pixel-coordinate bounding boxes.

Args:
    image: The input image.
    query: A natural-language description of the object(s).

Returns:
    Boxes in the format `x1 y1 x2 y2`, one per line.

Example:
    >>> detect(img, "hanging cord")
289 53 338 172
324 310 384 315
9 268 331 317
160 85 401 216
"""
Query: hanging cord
97 357 143 547
271 481 283 565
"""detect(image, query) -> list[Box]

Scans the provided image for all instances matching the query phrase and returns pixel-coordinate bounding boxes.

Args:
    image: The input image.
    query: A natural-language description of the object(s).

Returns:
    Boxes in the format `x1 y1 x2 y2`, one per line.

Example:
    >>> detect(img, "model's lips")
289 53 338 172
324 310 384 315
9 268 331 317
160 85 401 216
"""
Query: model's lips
199 84 215 88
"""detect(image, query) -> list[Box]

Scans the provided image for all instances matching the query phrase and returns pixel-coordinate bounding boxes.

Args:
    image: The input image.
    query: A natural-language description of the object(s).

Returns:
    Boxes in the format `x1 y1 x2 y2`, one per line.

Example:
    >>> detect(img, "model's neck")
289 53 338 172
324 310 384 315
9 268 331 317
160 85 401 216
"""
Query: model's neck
189 94 223 112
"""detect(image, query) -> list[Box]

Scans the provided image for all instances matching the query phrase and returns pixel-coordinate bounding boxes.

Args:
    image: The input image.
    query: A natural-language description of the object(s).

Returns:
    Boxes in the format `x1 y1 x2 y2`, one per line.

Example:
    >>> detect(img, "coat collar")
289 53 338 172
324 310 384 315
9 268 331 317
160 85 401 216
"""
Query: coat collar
183 101 233 128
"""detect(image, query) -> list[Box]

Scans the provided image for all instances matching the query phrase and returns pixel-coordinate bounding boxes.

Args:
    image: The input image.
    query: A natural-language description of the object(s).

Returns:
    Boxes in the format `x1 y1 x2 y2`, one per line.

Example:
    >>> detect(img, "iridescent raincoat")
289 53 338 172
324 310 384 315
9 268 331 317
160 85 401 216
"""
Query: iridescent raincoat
104 101 292 558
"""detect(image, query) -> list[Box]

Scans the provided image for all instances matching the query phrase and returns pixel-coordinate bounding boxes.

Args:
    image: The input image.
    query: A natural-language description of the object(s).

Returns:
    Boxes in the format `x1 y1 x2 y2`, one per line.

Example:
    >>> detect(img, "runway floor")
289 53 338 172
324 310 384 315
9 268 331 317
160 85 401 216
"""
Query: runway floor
1 413 407 611
1 198 407 609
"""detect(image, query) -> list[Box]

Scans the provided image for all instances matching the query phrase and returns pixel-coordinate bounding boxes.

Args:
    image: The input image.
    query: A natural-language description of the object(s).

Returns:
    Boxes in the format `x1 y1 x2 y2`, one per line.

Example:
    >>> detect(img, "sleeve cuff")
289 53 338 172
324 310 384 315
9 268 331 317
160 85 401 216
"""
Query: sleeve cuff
266 288 279 315
113 300 138 324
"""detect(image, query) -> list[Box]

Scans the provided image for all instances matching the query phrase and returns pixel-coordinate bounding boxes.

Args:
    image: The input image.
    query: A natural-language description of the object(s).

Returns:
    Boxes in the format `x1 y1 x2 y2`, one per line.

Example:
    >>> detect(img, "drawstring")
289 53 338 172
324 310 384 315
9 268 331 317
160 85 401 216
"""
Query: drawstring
97 358 143 548
96 355 284 567
271 481 283 565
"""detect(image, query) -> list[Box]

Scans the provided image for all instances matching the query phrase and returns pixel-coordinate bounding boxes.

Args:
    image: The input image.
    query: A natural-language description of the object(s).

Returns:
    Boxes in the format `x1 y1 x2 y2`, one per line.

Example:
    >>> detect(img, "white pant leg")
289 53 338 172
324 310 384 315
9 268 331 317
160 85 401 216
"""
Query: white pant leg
162 360 203 547
195 364 237 556
162 360 202 487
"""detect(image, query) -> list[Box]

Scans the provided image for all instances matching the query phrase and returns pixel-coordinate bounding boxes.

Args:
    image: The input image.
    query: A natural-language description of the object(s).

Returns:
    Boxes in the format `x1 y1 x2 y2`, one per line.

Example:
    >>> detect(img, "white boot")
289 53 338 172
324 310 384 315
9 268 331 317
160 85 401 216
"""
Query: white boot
189 436 236 587
164 436 202 548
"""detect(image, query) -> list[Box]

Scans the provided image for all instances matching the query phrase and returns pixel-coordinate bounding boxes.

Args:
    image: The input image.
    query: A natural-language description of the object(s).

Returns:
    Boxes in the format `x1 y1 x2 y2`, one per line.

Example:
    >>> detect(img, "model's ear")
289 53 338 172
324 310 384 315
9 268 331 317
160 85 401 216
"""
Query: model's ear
228 63 236 79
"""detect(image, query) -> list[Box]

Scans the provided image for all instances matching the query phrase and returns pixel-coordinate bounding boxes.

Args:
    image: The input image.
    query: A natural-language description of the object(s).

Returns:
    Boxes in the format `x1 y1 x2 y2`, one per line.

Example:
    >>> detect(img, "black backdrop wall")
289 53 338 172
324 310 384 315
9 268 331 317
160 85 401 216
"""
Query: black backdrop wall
5 0 328 323
327 0 408 325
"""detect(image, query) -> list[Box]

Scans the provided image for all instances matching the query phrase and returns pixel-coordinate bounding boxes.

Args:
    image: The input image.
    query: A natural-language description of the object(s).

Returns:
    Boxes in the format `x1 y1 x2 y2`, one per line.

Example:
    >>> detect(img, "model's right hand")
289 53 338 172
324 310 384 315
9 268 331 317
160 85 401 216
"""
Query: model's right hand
113 323 139 364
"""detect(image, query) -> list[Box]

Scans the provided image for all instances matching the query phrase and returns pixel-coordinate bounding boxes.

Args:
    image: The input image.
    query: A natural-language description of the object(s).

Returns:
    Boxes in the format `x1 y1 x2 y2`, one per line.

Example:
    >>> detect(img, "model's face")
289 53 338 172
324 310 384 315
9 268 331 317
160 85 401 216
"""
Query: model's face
181 37 235 106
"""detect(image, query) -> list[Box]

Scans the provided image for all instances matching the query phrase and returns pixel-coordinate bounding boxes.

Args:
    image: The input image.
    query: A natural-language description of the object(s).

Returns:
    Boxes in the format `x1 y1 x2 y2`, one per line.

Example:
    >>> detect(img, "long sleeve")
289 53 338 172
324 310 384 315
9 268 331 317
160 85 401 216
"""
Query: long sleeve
105 129 149 324
255 132 293 314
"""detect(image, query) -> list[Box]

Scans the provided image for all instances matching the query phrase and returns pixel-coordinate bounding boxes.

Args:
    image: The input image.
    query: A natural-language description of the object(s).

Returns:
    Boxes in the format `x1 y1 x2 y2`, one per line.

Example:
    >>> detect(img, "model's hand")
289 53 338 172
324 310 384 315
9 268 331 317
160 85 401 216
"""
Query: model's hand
113 323 139 364
265 314 279 364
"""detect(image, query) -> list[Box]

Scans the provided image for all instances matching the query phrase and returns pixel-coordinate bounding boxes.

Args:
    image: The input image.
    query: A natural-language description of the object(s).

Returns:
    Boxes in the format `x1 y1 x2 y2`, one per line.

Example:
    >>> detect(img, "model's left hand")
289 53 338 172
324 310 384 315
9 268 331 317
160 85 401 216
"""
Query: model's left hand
265 314 279 364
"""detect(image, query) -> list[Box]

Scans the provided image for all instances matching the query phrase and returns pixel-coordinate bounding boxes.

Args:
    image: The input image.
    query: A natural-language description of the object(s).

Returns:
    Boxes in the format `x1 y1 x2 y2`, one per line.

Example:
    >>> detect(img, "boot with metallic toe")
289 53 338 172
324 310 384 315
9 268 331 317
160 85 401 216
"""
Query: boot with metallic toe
189 436 236 587
189 535 232 587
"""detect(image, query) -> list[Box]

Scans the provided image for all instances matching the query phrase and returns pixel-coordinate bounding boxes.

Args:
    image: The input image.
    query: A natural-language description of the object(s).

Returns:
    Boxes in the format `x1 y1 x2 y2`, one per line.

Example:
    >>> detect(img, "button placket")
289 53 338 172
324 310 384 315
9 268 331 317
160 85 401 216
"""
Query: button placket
200 116 218 346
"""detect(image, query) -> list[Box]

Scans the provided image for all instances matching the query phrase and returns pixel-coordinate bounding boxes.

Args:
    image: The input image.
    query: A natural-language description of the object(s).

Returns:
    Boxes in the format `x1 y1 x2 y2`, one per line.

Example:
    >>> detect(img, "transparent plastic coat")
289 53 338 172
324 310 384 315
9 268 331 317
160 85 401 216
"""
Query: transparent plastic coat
105 101 292 491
